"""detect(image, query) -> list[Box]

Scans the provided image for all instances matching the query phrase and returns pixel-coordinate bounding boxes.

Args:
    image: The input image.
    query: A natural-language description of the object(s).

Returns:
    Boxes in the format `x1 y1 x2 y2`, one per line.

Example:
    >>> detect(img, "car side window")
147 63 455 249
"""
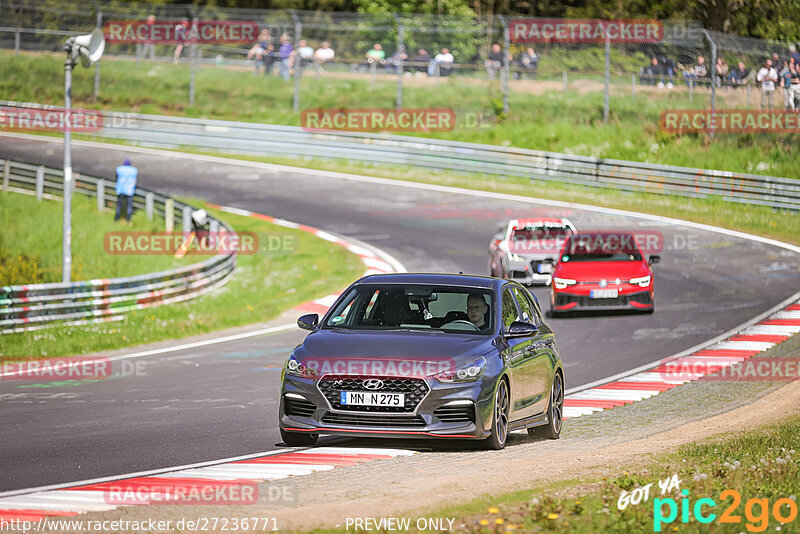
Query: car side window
501 288 519 330
512 287 543 326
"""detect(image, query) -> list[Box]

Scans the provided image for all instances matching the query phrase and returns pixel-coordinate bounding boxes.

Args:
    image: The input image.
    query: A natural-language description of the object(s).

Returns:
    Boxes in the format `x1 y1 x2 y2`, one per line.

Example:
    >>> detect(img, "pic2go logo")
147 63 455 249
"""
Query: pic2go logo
654 490 798 532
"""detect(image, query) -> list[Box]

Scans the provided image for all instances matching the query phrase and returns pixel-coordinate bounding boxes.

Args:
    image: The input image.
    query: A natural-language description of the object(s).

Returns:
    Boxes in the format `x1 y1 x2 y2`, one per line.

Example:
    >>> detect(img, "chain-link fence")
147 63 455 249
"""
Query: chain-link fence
2 1 799 122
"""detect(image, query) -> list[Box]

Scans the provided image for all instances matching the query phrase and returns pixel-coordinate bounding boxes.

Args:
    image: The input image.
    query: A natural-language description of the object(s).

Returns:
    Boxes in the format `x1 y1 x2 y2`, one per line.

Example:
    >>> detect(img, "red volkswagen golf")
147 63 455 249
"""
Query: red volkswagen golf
550 232 660 316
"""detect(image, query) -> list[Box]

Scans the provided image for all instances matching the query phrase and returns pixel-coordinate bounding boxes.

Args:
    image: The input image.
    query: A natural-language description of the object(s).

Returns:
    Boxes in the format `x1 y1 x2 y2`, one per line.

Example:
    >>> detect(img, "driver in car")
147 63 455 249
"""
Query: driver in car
466 293 490 330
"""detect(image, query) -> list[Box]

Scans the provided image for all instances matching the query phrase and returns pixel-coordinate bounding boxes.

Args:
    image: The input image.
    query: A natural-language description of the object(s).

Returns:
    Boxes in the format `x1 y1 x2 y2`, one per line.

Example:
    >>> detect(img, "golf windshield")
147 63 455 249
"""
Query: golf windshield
560 233 643 262
324 284 494 334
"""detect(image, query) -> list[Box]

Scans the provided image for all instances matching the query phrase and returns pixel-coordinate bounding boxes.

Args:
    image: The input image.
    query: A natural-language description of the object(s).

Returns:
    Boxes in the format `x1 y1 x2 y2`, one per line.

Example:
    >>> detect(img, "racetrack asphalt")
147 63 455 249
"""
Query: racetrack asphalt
1 135 798 492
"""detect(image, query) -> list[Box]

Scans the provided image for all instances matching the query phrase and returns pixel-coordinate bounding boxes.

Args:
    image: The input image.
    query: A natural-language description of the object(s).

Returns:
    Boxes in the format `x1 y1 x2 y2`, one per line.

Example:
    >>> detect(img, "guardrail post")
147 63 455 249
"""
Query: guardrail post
36 166 45 201
145 192 154 220
165 198 174 232
2 160 9 192
14 29 21 54
96 179 104 210
182 205 192 233
563 71 567 93
209 218 219 237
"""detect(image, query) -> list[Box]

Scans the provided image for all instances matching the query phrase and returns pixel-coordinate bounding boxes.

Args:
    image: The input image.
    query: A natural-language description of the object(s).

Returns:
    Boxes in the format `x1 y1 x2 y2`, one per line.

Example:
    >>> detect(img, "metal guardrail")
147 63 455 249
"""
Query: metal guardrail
62 108 800 211
0 158 236 334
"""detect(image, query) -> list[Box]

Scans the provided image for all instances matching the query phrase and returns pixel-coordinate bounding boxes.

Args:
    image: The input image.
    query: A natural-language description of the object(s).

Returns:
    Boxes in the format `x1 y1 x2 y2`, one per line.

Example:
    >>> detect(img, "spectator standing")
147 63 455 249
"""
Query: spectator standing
313 41 335 73
428 48 454 76
757 59 778 109
247 29 274 74
114 159 138 223
728 61 750 87
683 56 707 88
642 57 662 86
485 43 504 79
277 33 293 80
410 49 430 74
790 59 800 109
772 52 782 71
715 57 729 88
140 14 156 61
790 45 800 65
516 47 538 79
659 56 676 87
295 39 314 73
780 60 794 110
173 19 190 64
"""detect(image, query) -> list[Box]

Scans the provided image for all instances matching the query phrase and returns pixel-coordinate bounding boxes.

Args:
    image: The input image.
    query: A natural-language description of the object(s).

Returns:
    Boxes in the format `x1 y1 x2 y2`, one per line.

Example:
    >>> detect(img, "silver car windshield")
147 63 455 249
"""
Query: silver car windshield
324 284 494 334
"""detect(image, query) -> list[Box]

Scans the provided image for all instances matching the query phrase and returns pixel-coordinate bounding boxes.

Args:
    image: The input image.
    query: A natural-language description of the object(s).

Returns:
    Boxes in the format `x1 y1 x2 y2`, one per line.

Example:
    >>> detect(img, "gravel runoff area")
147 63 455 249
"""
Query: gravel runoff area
62 334 800 533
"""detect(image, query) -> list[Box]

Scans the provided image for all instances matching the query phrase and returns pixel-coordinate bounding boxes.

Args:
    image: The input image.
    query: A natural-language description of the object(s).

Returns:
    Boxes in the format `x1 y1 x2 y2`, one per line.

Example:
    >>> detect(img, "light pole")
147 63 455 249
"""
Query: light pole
62 28 105 283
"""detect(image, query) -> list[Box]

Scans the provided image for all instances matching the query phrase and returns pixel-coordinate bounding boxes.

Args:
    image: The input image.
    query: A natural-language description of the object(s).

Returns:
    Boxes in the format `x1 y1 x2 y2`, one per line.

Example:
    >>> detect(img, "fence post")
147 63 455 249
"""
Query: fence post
189 13 198 105
145 192 154 220
703 29 717 138
563 71 567 93
603 26 610 124
746 83 751 107
14 29 21 54
689 78 693 102
370 59 377 86
632 74 636 98
394 13 404 110
36 166 45 201
165 198 174 232
182 205 192 233
2 160 9 192
94 9 102 101
96 178 104 209
500 16 510 114
291 11 302 113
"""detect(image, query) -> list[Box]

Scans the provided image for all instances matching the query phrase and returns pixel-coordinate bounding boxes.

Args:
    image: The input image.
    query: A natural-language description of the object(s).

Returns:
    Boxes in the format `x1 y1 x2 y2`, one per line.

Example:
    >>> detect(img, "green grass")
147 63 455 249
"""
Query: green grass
0 190 194 284
1 199 365 359
2 51 799 180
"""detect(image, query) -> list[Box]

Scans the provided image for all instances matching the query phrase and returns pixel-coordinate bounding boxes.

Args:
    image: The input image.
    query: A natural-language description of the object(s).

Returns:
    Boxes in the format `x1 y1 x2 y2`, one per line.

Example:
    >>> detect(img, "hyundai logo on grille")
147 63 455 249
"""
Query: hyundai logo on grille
362 379 384 390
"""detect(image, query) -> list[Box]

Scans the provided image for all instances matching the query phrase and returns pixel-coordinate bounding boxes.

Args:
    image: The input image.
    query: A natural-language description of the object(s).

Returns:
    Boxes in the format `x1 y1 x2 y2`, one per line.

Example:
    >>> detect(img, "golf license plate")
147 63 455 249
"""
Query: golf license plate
590 289 619 299
340 391 405 407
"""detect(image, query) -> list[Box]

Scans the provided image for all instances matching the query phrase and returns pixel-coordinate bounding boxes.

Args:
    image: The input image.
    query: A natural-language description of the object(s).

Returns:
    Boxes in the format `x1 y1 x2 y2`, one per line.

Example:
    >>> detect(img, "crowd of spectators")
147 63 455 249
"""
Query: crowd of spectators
639 46 800 109
247 29 336 79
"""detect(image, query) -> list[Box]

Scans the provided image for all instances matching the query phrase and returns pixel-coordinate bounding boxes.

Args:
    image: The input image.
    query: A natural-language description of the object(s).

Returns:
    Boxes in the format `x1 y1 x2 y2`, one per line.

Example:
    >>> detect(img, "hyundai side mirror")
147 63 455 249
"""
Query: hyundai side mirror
505 321 538 338
649 255 661 265
297 313 319 331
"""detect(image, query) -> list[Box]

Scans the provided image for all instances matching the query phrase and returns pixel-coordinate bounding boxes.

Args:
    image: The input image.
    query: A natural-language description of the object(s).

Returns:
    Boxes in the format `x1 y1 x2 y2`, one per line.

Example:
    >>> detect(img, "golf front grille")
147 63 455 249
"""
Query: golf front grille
318 375 429 413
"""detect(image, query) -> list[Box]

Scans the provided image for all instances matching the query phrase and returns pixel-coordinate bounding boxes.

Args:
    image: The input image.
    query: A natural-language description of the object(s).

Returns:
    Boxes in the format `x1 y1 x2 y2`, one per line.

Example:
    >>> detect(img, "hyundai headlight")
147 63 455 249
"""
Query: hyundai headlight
435 356 487 383
285 354 318 378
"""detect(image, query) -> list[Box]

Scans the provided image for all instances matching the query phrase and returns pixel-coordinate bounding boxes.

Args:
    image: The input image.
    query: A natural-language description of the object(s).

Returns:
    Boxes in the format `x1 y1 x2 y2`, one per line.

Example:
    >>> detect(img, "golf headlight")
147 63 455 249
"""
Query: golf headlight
553 277 577 289
435 356 487 383
286 354 318 378
629 275 652 288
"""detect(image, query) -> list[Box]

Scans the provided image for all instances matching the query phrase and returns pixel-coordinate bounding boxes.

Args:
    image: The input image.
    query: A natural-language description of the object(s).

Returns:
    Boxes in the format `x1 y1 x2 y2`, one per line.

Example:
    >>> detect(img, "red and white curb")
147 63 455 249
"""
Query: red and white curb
207 204 404 318
562 301 800 419
0 448 416 522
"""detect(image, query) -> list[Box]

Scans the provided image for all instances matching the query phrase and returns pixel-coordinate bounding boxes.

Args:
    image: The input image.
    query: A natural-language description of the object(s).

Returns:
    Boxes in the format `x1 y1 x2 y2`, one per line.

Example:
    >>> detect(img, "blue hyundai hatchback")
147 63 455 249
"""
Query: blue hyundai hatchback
279 273 564 449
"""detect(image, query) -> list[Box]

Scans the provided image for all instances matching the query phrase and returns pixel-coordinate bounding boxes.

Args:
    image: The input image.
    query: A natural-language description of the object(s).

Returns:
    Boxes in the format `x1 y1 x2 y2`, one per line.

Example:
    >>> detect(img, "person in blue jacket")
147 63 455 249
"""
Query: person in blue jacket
115 158 138 222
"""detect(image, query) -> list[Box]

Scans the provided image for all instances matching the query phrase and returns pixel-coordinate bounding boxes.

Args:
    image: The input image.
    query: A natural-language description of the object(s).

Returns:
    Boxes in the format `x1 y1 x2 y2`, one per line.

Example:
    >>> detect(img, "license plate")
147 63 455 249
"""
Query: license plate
340 391 405 407
536 263 553 274
590 289 619 299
